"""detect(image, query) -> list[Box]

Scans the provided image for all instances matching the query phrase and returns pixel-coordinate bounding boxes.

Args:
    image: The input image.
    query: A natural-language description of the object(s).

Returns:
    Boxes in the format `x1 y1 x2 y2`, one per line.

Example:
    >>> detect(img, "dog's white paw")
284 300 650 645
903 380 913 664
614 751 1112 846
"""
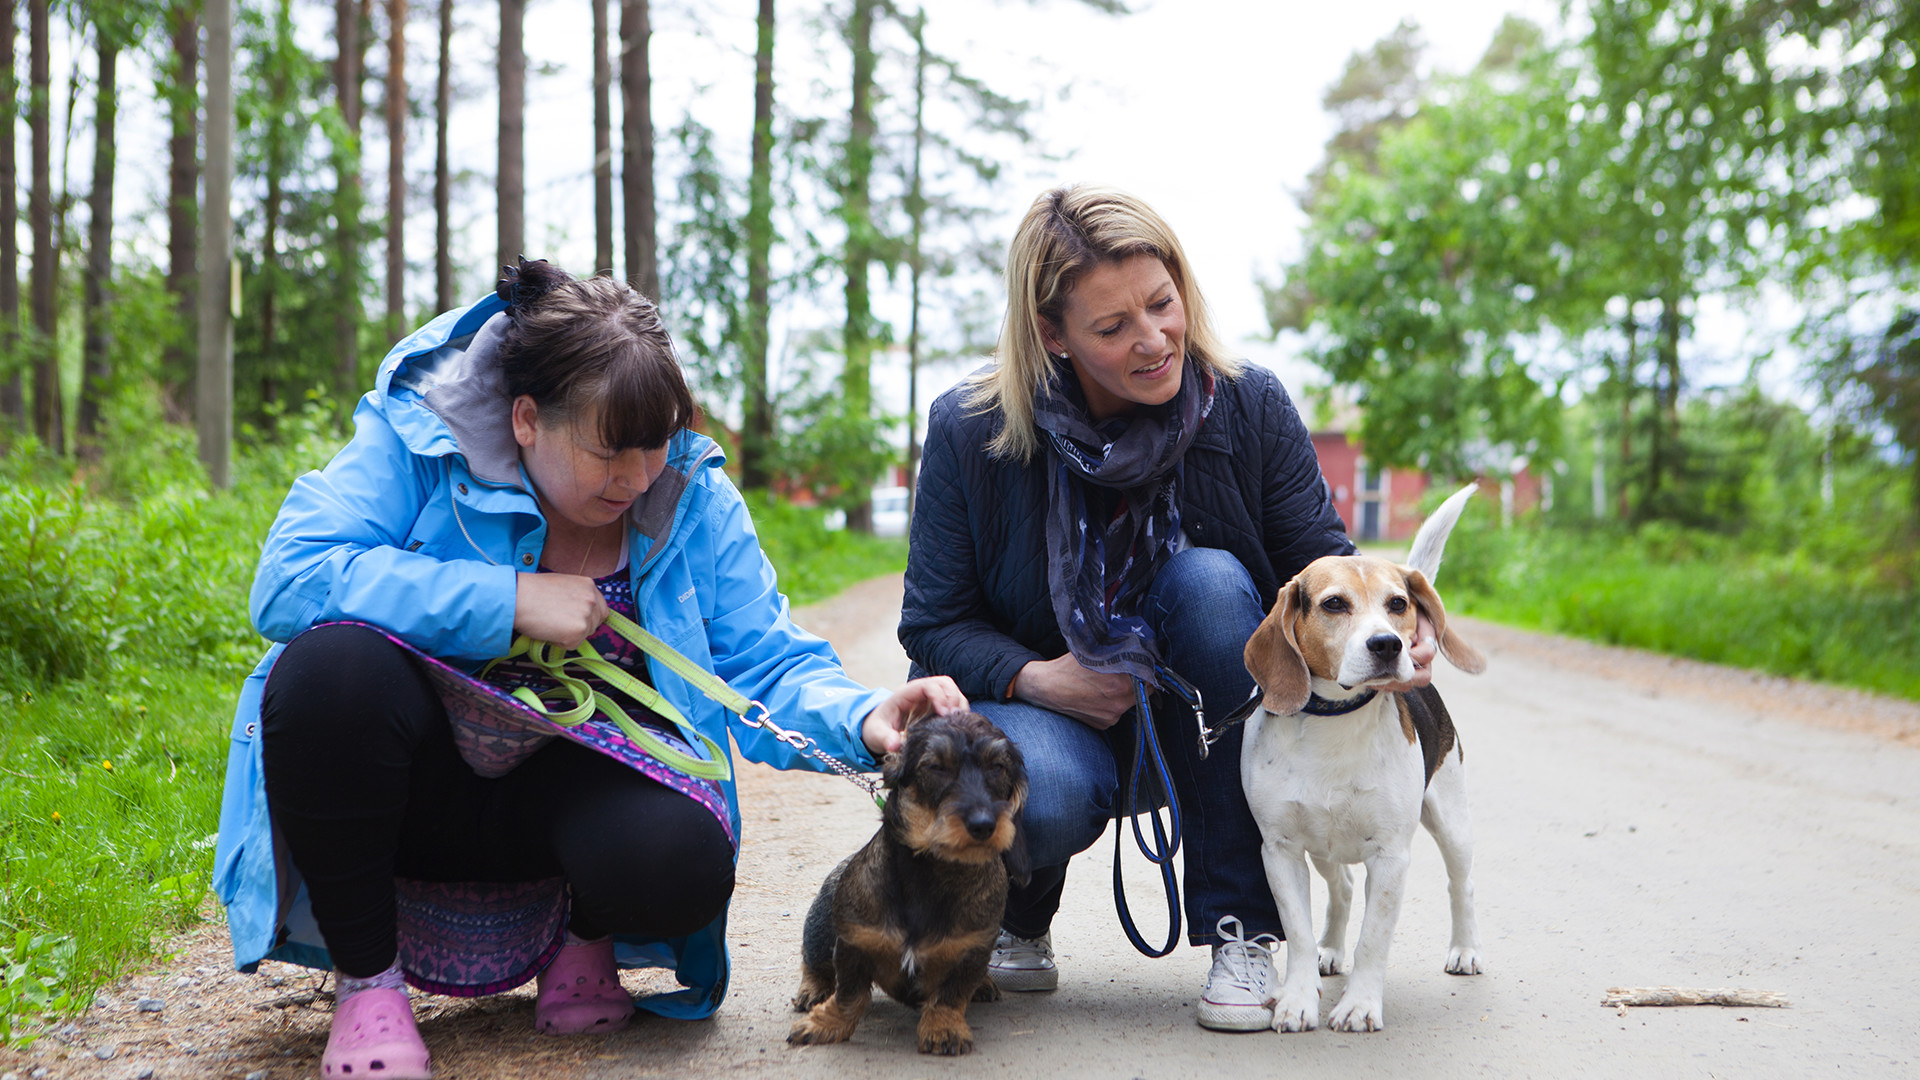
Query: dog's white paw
1327 992 1385 1033
1270 986 1320 1033
1445 946 1483 975
1317 947 1344 976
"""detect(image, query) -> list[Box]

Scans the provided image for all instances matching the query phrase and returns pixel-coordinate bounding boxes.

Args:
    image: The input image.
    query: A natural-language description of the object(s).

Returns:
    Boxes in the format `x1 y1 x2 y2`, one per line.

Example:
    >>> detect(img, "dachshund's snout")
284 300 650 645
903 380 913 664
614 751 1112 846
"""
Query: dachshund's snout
964 808 998 840
1366 633 1403 659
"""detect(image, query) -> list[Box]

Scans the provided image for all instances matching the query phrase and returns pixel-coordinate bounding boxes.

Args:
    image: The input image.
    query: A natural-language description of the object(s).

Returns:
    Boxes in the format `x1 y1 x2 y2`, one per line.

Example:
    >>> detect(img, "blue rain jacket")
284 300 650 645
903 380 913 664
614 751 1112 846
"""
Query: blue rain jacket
213 293 889 1019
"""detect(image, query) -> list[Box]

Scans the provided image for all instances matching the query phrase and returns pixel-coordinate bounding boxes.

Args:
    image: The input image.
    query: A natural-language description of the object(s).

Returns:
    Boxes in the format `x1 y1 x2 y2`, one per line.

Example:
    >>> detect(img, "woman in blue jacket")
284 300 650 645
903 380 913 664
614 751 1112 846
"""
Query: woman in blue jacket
216 260 962 1079
899 186 1433 1032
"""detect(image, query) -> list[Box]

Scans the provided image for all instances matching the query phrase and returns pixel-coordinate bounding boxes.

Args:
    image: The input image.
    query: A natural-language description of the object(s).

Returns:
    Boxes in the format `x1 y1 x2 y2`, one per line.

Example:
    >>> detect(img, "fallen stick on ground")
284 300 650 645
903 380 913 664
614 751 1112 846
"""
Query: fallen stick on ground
1602 987 1790 1008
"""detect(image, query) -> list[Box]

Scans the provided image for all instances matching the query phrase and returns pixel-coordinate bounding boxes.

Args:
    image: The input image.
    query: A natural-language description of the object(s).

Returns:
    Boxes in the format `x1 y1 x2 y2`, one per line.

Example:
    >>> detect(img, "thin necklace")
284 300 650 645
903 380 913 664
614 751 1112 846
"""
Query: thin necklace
577 531 596 576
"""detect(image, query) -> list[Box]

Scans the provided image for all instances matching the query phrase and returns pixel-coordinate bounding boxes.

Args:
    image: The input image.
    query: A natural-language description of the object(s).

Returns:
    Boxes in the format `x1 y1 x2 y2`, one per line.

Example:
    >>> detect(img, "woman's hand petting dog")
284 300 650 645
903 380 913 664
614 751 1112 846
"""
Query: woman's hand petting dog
1372 612 1438 694
862 676 969 756
1009 654 1135 730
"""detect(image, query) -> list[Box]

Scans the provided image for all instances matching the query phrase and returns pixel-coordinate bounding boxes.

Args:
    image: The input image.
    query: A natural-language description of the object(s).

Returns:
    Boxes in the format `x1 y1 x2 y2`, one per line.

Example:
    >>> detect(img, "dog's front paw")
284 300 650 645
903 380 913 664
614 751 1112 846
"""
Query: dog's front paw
1317 946 1344 976
1270 985 1320 1033
917 1012 974 1055
1327 992 1385 1032
1445 946 1483 975
788 1010 854 1047
972 977 1002 1003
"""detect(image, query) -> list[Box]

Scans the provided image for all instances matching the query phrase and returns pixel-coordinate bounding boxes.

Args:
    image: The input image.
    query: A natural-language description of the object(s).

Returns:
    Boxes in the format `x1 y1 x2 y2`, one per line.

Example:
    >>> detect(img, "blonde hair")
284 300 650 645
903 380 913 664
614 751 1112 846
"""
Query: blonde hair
964 184 1242 461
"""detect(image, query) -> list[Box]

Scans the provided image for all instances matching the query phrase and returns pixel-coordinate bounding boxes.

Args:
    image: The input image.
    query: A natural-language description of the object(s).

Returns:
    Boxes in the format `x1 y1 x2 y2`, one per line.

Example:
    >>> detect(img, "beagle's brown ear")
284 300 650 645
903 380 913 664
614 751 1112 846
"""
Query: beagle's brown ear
1403 568 1486 674
1245 579 1312 714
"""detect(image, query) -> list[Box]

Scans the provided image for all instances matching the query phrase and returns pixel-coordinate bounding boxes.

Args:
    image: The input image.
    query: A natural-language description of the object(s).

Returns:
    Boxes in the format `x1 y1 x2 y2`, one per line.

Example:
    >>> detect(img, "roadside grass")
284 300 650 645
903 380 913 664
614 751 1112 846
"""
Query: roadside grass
1442 511 1920 702
0 407 906 1043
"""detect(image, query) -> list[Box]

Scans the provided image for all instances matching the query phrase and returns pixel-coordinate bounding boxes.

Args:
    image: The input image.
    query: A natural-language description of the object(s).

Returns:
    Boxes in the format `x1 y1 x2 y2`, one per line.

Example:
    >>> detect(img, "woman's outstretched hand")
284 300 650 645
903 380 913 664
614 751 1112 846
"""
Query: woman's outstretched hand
1011 654 1135 730
861 676 969 757
512 573 610 650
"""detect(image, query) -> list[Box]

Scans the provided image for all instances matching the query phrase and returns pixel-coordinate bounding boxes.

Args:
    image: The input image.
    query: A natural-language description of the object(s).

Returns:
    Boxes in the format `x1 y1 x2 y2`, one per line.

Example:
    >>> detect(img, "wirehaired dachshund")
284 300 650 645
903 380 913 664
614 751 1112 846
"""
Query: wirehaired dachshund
788 709 1028 1055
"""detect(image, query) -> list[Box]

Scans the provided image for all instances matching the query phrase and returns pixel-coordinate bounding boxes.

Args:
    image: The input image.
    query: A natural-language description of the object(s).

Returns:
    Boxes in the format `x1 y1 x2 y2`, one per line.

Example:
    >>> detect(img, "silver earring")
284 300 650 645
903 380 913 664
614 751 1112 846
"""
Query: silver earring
1056 351 1069 360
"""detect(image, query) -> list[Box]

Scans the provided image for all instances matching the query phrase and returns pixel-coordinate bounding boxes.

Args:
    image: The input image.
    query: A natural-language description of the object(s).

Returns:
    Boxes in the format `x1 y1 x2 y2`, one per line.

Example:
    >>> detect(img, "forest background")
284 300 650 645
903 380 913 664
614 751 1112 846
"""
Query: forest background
0 0 1915 1048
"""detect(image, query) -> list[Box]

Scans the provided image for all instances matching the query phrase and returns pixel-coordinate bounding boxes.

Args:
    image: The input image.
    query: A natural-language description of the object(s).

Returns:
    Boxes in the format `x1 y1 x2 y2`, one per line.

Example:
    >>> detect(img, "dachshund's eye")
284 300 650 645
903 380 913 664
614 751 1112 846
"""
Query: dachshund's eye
1387 596 1408 614
1320 596 1348 614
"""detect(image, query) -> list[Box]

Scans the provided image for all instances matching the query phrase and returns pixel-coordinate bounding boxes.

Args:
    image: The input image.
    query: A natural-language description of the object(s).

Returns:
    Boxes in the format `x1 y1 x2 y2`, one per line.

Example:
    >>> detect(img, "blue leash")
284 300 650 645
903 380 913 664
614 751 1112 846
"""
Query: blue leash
1111 668 1203 958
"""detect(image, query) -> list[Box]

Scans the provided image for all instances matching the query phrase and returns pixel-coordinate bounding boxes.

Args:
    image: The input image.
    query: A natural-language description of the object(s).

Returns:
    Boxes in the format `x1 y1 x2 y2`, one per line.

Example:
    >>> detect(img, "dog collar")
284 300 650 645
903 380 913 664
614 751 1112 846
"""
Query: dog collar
1302 689 1378 716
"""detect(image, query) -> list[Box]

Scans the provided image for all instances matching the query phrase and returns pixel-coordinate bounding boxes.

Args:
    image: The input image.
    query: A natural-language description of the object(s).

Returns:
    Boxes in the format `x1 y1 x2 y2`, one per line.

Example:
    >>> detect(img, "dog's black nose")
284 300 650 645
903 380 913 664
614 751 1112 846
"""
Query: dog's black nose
1366 633 1403 659
964 810 998 841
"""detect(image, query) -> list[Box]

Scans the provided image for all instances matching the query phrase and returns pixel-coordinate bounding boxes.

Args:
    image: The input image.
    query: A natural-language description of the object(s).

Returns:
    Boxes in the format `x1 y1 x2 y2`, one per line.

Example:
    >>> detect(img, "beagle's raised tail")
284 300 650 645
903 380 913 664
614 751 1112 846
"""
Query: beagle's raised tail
1405 483 1478 585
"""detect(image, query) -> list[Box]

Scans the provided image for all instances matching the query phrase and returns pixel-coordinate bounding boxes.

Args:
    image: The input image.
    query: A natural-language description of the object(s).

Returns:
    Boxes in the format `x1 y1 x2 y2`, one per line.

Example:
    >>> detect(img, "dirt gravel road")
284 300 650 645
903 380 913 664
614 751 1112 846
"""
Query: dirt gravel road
8 574 1918 1079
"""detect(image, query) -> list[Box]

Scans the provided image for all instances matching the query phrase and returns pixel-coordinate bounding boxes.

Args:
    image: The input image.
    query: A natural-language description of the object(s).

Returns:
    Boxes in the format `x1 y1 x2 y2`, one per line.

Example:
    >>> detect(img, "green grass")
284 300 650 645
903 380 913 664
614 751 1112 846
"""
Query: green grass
0 408 908 1041
1442 513 1920 701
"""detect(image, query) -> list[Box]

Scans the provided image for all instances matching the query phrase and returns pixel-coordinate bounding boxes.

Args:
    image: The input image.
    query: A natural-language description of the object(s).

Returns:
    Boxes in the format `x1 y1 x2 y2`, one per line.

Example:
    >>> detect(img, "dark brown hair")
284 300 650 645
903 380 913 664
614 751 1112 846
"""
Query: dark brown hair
497 259 697 451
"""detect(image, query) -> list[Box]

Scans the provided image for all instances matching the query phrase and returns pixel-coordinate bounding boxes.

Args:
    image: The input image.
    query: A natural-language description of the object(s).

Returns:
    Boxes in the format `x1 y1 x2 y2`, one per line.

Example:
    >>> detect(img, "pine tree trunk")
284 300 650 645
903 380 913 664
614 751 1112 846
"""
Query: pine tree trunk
164 1 199 423
905 9 926 516
387 0 407 340
434 0 452 310
620 0 655 297
0 1 21 431
841 0 877 532
334 0 364 405
200 0 235 487
593 0 613 277
741 0 775 490
1618 307 1634 522
77 37 117 452
262 0 292 417
28 0 58 452
497 0 524 274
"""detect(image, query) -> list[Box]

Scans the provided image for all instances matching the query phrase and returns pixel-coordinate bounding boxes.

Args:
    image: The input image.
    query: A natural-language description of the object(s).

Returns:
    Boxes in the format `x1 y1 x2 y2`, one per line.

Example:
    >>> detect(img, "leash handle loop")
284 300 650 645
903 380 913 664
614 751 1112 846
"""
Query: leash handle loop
1111 676 1184 959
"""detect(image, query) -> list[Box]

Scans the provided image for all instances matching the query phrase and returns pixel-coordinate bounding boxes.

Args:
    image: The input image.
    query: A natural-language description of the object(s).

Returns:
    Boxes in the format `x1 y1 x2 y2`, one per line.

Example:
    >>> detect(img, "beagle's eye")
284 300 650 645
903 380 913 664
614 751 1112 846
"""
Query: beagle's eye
1387 596 1408 614
1320 596 1349 614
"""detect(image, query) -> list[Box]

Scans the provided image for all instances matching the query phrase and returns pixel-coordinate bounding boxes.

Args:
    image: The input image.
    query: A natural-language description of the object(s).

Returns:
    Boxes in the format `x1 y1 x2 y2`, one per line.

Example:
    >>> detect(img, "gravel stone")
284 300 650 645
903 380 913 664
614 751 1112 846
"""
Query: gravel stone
136 997 165 1013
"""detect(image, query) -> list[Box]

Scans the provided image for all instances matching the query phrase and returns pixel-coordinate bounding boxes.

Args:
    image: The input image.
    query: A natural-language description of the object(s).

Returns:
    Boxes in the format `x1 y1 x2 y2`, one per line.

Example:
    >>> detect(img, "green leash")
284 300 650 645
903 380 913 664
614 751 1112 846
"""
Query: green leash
485 612 886 805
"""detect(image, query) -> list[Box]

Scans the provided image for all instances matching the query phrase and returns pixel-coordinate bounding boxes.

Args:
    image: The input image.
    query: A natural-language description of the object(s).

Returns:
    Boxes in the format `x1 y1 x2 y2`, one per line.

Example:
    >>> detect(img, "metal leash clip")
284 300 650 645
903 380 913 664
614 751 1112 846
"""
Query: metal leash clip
736 698 886 805
1151 666 1208 759
1197 690 1263 759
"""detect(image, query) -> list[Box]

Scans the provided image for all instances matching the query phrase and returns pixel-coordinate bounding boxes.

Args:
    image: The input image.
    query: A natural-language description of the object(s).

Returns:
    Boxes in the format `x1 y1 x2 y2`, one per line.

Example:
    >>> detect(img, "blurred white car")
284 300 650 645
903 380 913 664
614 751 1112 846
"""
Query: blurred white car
821 486 911 536
870 486 910 537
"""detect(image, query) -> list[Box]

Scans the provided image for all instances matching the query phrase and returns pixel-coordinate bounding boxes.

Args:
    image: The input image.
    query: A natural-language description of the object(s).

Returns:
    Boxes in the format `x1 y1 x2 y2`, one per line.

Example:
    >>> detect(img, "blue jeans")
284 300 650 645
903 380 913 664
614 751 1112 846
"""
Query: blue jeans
973 547 1279 947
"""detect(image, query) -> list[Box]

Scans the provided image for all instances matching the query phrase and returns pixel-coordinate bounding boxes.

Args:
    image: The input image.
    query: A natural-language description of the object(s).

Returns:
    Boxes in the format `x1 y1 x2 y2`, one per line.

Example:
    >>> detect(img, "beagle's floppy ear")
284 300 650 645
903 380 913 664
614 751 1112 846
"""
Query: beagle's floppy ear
1402 568 1486 674
1245 579 1313 714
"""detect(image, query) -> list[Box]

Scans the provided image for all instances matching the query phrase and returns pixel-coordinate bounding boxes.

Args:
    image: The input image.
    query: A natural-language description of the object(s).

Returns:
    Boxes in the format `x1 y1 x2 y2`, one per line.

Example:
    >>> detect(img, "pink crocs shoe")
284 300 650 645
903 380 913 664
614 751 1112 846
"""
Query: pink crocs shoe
535 936 634 1035
322 987 431 1079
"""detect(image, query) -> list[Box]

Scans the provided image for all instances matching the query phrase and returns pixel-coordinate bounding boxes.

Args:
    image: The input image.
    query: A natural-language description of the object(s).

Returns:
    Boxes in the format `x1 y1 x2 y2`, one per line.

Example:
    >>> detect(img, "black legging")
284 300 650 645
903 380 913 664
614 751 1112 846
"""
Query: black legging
260 623 735 978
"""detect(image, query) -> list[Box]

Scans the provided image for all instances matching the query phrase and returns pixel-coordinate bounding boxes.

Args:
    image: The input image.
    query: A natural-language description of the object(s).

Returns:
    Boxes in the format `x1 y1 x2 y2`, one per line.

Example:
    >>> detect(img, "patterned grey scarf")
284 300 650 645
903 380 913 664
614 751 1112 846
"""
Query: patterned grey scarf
1034 358 1214 686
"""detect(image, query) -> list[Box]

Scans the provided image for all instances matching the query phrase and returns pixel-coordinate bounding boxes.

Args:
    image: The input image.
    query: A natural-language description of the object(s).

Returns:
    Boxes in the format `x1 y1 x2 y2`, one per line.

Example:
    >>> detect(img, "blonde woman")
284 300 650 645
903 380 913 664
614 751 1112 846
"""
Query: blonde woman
899 185 1434 1031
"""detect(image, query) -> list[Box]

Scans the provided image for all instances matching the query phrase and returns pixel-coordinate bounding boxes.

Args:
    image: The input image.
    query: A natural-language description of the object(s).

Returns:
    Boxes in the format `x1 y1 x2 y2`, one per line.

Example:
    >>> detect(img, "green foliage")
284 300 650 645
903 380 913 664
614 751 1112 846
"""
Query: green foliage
744 490 908 608
1445 513 1920 701
0 933 78 1048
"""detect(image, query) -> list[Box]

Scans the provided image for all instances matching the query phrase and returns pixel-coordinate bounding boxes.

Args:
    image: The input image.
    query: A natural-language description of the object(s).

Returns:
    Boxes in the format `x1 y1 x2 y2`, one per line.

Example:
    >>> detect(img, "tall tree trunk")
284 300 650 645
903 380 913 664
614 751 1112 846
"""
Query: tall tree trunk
386 0 407 340
592 0 612 276
434 0 452 310
840 0 877 532
78 37 117 451
261 0 294 417
0 1 21 431
334 0 364 406
1646 292 1681 509
163 1 199 423
904 8 926 515
201 0 235 487
28 0 58 452
620 0 655 296
497 0 524 274
1617 306 1634 522
741 0 775 490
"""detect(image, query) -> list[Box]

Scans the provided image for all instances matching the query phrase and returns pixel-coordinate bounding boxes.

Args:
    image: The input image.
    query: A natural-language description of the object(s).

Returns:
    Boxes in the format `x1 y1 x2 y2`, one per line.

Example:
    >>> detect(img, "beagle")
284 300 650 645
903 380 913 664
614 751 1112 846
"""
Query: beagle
1239 483 1486 1033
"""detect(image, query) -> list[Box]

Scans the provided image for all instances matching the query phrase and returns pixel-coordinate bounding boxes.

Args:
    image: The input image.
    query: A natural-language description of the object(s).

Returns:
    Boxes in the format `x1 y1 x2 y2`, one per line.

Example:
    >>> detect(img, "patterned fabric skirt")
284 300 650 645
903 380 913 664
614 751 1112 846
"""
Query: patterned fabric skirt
316 622 735 997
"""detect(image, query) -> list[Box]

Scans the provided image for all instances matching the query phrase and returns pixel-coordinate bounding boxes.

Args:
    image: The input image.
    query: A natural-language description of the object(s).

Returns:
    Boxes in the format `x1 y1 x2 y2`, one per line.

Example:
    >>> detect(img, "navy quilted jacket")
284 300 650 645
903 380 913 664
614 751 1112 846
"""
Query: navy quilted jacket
900 363 1354 701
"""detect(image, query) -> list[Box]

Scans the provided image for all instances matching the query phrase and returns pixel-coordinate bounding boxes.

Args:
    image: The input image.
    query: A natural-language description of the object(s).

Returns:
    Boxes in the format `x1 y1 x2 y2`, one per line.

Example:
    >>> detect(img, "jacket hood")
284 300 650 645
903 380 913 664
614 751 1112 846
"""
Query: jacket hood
368 296 724 550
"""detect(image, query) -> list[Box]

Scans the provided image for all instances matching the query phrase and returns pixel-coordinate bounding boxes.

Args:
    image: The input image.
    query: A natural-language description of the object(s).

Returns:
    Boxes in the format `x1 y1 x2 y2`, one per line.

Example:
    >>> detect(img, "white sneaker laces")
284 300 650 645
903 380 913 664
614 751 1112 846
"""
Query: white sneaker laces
1209 916 1278 997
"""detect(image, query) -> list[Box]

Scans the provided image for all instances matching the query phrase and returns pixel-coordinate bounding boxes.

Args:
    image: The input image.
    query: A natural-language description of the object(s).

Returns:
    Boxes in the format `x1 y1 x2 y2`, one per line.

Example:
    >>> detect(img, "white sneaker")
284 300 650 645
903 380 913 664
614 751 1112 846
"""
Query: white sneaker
988 930 1058 992
1197 915 1279 1031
